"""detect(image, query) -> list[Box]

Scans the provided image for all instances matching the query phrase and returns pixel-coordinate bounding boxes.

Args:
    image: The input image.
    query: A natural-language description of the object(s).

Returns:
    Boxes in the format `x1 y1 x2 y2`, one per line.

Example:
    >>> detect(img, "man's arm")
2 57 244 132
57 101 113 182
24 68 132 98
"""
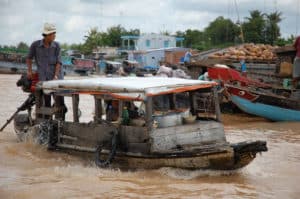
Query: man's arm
26 42 36 79
26 58 33 79
54 42 62 80
54 63 61 79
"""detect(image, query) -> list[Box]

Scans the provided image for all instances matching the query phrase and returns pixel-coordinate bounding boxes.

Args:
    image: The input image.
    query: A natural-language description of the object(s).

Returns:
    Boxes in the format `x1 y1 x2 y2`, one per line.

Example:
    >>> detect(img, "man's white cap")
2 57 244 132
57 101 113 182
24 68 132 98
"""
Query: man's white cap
42 23 56 35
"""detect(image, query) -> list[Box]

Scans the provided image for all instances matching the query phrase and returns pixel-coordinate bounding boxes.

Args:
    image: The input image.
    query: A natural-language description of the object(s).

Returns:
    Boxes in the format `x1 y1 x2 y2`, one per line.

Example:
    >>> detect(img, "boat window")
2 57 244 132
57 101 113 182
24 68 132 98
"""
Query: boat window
94 99 147 126
152 92 193 128
146 39 151 47
121 101 146 127
63 94 95 123
153 92 190 111
151 89 218 128
194 90 216 120
175 92 190 109
164 40 169 48
78 95 95 122
63 96 74 122
153 95 170 111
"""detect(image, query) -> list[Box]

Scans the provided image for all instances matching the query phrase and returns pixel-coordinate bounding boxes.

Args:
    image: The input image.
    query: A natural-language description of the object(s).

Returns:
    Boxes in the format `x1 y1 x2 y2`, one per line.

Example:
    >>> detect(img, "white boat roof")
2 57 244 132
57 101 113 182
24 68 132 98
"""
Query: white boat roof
42 77 216 100
124 60 139 64
105 60 122 65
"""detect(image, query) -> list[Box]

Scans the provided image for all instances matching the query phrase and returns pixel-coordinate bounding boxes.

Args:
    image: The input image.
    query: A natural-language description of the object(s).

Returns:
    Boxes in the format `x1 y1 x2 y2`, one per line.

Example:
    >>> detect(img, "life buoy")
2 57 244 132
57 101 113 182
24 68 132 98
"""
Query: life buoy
95 131 117 168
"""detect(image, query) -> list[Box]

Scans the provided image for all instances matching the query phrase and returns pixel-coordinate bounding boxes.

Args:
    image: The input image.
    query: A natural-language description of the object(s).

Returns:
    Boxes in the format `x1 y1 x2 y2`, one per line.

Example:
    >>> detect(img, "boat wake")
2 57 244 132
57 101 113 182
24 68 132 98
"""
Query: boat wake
156 167 240 180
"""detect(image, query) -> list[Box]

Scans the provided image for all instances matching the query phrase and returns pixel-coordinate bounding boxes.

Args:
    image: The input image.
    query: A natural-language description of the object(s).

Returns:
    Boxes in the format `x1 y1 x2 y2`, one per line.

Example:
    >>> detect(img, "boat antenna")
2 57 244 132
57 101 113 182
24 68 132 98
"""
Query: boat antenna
234 0 244 43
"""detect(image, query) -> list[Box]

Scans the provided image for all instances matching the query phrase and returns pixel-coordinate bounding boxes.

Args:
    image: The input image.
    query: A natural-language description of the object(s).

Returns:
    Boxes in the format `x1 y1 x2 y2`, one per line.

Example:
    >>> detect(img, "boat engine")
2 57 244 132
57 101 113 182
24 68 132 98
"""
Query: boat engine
16 73 39 93
0 73 38 132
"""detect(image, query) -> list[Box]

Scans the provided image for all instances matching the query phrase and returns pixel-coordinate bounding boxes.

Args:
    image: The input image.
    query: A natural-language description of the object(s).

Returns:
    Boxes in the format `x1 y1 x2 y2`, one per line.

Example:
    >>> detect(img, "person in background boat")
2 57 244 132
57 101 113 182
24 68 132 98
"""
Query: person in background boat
106 100 119 121
198 72 210 81
183 49 192 65
293 35 300 88
26 22 66 119
240 59 247 77
125 101 139 119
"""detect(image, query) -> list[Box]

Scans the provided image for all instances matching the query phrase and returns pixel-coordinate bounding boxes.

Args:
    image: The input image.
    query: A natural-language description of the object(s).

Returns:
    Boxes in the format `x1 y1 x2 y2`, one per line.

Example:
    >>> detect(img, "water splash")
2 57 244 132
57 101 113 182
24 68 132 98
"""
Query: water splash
156 167 240 180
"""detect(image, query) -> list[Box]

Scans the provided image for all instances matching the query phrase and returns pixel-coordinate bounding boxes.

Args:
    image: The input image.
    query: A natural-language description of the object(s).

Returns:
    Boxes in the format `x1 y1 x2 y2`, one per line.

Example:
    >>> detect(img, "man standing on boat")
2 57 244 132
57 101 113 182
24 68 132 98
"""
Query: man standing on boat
240 59 247 77
293 35 300 89
26 22 66 119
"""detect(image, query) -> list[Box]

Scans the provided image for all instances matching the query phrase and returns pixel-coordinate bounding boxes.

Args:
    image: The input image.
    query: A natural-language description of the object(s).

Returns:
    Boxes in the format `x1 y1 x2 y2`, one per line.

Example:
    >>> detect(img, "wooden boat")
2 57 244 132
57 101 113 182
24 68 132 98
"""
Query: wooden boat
13 77 267 170
226 84 300 121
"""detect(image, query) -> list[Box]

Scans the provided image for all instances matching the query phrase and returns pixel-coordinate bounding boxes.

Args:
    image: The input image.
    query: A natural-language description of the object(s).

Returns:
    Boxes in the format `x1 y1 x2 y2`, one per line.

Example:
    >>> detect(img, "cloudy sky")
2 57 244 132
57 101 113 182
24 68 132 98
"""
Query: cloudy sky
0 0 299 46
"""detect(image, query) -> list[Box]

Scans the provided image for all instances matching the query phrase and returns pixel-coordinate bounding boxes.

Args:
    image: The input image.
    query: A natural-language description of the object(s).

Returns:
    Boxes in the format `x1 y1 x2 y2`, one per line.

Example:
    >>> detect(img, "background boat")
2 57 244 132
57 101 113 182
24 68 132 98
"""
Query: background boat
226 85 300 121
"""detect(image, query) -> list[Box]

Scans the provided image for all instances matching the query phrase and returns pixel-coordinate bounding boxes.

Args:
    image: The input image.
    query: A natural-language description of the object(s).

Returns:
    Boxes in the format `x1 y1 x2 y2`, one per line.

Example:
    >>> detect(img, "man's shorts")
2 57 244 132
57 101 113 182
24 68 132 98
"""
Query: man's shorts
293 57 300 78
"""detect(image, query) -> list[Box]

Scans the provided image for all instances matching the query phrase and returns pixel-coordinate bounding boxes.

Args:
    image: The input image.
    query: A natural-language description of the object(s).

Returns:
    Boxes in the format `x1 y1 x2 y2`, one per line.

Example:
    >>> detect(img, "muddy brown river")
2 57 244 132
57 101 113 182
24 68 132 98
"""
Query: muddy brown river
0 74 299 198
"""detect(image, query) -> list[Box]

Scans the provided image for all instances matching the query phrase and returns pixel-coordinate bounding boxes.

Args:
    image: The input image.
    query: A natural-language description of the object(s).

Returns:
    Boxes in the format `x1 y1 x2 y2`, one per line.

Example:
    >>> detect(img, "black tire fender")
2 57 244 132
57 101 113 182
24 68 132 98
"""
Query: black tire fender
95 130 117 168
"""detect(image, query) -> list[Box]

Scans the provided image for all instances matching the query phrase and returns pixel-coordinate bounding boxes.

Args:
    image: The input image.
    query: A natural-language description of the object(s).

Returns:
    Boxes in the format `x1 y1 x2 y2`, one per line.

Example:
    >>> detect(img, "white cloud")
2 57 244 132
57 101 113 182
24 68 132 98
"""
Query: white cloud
0 0 299 46
65 16 86 33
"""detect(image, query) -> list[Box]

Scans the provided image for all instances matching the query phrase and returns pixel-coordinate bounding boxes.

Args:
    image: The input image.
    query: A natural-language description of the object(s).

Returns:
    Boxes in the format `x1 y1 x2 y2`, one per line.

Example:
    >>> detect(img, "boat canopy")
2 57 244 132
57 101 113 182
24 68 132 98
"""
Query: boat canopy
41 77 216 100
123 60 139 65
104 60 122 66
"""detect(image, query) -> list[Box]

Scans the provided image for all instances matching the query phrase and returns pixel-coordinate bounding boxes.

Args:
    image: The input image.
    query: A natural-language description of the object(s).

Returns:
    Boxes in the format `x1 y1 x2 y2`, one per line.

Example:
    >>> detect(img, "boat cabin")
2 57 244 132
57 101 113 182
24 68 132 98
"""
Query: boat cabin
37 77 223 154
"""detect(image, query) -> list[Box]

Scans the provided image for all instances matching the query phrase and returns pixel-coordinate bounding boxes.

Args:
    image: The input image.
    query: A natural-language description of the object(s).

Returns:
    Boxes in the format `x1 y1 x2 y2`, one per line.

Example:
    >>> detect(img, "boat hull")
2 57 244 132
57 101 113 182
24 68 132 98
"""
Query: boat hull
111 150 256 170
231 95 300 121
13 113 267 170
111 140 266 170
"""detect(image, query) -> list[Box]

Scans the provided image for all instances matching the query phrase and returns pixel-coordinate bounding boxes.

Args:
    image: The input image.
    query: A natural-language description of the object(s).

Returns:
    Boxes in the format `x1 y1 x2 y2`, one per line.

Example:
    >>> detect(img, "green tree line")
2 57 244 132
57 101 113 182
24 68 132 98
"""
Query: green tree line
1 9 295 55
180 10 294 50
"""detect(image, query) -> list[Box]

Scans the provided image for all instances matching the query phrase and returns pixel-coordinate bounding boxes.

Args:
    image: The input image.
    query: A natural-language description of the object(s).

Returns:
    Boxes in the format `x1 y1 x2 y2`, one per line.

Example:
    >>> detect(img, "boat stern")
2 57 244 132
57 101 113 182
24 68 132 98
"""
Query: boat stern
230 140 268 169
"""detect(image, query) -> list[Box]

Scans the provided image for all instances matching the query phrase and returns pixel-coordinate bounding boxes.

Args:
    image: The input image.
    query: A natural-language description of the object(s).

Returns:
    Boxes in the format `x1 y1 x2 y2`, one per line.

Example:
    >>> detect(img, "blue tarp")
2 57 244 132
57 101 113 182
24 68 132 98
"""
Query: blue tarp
62 56 73 65
144 65 159 70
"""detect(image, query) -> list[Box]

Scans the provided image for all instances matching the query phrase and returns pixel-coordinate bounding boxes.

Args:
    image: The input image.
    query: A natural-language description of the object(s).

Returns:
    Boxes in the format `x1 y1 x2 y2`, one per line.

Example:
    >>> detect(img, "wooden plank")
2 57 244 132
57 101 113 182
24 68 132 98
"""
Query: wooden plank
113 150 233 169
145 97 153 129
149 121 226 153
72 94 79 122
94 96 102 122
52 93 74 97
118 100 123 122
60 121 116 148
35 88 43 119
189 91 196 115
53 95 66 120
35 107 54 115
127 143 150 153
94 94 114 100
151 121 224 136
213 87 221 122
274 45 296 54
119 126 149 143
168 93 176 110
